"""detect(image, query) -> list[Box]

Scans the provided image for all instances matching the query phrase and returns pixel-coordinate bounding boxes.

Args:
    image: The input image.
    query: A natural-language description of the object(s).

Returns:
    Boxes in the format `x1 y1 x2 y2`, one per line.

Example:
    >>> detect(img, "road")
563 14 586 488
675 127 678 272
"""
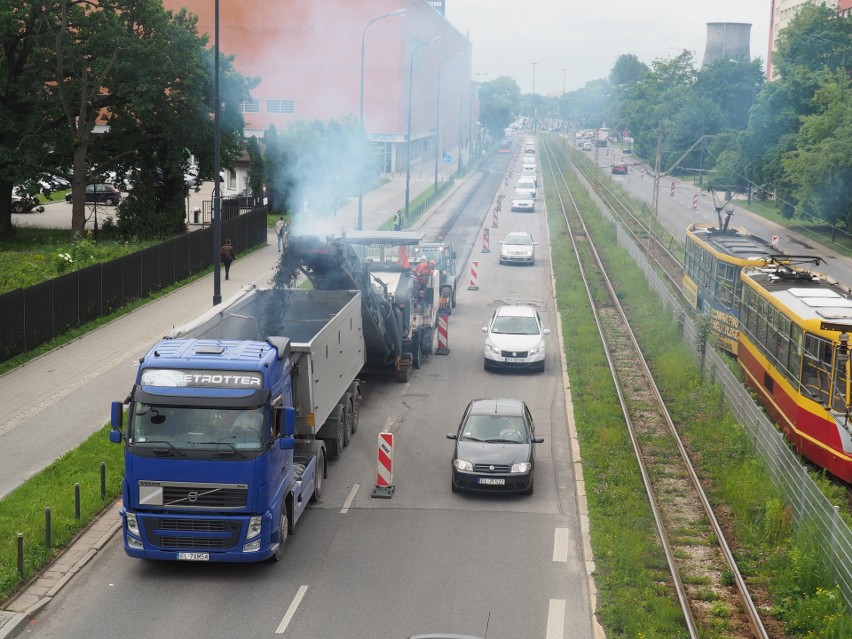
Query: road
15 151 597 639
586 139 852 285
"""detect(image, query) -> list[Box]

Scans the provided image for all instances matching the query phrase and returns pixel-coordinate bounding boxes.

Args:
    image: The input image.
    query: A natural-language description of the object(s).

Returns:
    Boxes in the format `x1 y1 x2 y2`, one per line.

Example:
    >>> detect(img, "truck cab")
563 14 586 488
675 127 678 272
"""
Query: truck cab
411 241 457 314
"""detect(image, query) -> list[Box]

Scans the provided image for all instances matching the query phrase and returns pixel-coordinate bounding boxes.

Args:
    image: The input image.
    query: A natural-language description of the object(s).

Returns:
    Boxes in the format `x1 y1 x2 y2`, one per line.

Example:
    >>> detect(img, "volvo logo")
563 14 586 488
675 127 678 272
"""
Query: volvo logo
187 491 199 502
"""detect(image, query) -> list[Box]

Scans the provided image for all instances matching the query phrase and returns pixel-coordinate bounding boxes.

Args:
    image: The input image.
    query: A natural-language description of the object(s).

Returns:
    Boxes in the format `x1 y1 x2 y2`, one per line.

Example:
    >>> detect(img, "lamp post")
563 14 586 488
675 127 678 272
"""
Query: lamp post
212 0 222 306
457 66 466 175
434 52 461 194
404 35 441 219
531 62 537 132
358 8 406 231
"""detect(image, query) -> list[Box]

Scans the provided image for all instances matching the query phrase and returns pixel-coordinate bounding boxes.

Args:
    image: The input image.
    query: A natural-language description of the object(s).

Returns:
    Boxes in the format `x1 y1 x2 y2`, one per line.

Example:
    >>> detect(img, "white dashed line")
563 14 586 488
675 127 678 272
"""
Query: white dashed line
546 598 565 639
340 483 359 514
276 584 308 634
553 528 569 562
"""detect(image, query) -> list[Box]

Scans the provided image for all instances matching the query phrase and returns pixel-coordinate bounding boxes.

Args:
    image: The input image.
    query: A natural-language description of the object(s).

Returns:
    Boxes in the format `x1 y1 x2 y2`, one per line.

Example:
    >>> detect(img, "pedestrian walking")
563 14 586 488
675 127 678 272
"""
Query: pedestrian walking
393 210 402 231
274 216 286 252
220 239 236 280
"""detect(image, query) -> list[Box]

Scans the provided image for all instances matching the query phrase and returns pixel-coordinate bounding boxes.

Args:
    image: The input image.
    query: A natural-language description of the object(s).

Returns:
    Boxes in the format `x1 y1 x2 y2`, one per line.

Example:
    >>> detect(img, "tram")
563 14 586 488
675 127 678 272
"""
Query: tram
683 221 779 354
738 260 852 483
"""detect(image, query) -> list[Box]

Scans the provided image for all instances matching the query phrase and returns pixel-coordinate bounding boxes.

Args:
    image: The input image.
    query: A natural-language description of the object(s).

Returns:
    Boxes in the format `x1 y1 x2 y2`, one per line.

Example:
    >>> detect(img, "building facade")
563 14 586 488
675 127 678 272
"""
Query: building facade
767 0 842 78
162 0 474 174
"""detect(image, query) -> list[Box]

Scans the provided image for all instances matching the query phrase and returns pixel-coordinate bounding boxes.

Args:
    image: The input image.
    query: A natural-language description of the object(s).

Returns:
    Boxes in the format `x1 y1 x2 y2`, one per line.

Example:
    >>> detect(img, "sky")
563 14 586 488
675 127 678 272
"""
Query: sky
444 0 771 95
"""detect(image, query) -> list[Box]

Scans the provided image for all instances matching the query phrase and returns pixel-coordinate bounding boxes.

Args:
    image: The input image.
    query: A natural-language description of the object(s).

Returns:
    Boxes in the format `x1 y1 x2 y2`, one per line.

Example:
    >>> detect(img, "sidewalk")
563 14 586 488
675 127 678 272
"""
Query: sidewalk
0 160 465 638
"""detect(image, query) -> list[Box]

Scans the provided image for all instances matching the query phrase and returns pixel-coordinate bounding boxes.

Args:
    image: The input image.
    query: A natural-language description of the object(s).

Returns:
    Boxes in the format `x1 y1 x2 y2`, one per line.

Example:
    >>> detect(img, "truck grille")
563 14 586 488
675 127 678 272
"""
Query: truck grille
143 517 242 550
162 485 247 508
158 519 227 532
160 536 227 549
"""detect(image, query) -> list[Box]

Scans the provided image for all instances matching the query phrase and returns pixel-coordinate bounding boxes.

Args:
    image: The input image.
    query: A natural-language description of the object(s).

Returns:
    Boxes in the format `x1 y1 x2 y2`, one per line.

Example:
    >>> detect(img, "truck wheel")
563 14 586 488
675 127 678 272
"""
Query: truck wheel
451 288 457 308
311 450 325 503
342 407 352 447
326 434 340 459
412 343 421 369
272 511 288 562
349 386 360 434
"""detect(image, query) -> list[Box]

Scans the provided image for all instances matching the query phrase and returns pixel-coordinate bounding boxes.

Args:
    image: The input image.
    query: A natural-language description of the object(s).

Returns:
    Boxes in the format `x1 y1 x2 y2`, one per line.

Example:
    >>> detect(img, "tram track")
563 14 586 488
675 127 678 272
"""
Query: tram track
540 138 770 639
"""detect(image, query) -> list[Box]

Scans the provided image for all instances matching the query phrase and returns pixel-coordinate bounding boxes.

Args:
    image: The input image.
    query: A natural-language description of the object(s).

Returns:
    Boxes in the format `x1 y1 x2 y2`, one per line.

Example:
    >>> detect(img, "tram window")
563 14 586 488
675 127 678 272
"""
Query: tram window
766 308 780 364
803 334 832 405
755 297 769 351
776 315 794 384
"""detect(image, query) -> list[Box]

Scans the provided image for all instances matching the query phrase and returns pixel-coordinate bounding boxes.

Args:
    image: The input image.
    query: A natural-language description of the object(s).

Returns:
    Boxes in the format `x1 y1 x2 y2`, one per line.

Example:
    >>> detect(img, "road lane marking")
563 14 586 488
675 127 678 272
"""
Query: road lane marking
276 584 308 634
546 598 565 639
553 528 569 562
341 483 359 513
383 416 395 433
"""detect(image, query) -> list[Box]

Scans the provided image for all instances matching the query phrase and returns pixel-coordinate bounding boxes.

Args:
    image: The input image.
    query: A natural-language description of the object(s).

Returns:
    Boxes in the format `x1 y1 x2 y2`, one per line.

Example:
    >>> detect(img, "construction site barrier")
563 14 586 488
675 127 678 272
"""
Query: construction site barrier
371 432 395 499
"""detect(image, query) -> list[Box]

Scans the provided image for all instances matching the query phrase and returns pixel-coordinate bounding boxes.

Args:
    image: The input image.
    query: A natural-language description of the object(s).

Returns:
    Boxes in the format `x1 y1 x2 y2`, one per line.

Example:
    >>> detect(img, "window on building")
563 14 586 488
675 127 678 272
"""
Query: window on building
267 100 296 114
240 100 260 113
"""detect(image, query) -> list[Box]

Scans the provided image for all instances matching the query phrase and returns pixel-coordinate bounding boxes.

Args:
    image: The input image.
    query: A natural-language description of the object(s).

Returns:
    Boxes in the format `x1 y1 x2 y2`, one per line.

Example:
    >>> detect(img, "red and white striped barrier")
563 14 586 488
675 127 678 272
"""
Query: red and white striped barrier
670 182 676 196
640 167 645 178
481 228 490 253
435 314 450 355
492 206 499 228
771 235 780 250
468 261 479 290
370 432 395 498
692 194 698 210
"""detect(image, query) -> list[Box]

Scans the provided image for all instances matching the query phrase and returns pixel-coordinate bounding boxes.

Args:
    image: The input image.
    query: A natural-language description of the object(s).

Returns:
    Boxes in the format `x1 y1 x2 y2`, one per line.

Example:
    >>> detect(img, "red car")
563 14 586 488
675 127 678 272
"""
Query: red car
611 164 628 175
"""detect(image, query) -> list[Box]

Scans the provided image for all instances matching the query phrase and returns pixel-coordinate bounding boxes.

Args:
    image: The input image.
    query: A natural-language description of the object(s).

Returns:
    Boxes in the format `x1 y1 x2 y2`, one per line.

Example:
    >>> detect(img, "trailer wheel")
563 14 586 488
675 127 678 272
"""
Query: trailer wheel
272 510 288 562
412 342 422 369
349 385 360 434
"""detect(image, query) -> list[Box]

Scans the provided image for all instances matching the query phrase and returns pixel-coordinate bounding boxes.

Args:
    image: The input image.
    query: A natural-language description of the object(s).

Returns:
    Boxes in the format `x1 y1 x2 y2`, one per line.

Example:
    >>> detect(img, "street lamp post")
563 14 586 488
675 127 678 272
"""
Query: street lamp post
457 68 465 175
434 52 461 195
212 0 222 306
358 8 406 231
404 35 441 219
531 62 537 132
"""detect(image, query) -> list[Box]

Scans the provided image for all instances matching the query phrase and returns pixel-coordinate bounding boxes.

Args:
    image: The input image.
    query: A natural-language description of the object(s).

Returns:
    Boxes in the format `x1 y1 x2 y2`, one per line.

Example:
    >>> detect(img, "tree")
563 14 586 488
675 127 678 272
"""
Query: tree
478 76 520 138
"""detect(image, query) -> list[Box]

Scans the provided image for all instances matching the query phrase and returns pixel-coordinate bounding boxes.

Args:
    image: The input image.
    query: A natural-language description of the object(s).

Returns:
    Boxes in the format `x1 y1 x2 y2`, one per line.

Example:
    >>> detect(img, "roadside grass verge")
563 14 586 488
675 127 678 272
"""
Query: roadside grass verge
0 425 122 603
547 145 852 637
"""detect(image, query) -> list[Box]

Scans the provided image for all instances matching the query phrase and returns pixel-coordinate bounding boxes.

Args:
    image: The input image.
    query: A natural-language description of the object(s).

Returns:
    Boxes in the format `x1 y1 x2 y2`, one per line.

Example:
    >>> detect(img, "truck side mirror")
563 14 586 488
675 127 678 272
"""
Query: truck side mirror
110 401 124 443
280 406 295 437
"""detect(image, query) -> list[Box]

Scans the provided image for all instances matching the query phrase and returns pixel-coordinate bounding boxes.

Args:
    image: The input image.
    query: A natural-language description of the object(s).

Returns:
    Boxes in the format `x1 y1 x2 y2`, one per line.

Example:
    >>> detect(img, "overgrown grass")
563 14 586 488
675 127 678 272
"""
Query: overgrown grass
546 143 852 637
0 424 122 602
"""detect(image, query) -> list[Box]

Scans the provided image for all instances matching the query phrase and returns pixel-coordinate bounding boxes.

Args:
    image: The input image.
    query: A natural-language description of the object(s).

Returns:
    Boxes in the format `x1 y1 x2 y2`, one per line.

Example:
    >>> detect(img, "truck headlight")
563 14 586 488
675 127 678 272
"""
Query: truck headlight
126 513 140 537
246 516 263 541
511 462 532 473
453 459 473 471
243 539 261 553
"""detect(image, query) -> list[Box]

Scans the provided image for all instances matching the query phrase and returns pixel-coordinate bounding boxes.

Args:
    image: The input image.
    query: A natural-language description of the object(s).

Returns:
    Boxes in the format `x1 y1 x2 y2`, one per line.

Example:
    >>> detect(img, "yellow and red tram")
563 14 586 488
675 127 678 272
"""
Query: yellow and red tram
738 262 852 482
683 222 778 354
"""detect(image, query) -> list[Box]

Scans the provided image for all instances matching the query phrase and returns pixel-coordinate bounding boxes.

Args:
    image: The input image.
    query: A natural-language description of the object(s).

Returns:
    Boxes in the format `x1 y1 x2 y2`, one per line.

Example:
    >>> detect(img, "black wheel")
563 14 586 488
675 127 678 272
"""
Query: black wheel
524 479 535 496
104 197 117 206
451 478 460 493
310 450 325 503
342 407 352 447
451 288 456 308
272 510 288 561
535 361 545 373
412 343 422 369
336 416 345 453
484 360 490 371
349 389 360 434
11 202 23 213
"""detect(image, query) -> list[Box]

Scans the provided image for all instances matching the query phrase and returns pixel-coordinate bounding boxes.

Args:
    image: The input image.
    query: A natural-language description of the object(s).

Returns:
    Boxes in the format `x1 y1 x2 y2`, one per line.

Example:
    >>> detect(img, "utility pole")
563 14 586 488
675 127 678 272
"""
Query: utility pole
649 126 663 256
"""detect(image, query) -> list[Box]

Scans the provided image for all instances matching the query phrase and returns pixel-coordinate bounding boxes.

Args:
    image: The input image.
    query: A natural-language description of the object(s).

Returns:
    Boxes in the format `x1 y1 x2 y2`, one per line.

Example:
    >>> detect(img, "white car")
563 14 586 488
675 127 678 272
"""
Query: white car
511 191 535 213
515 177 536 199
582 142 592 151
499 231 537 264
483 305 550 372
520 166 537 184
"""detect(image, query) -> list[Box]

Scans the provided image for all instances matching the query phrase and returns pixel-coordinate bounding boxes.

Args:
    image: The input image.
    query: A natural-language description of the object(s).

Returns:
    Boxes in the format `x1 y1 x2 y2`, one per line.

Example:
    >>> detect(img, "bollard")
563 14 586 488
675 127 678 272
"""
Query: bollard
435 314 450 355
75 482 81 520
17 533 24 580
101 462 106 500
481 228 490 253
640 167 645 178
371 433 395 498
492 205 499 229
670 181 676 196
692 194 698 210
468 261 479 290
45 507 52 548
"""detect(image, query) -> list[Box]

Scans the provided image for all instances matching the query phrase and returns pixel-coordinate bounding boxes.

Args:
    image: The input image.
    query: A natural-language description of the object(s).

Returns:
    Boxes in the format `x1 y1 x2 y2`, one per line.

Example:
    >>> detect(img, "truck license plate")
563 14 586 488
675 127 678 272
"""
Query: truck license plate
177 552 210 561
478 477 505 486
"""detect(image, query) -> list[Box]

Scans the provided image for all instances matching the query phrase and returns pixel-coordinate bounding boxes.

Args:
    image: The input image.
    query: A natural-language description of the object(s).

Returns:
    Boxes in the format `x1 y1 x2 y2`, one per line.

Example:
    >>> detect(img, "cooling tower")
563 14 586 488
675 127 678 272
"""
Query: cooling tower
702 22 751 68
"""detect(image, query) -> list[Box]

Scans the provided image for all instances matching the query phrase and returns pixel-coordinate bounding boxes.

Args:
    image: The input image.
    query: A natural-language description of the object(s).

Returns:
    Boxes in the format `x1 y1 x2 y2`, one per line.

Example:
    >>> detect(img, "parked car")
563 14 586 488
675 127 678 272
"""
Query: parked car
65 183 122 206
582 142 592 151
447 397 543 494
482 304 549 372
611 164 628 175
11 194 37 213
499 231 536 264
622 148 633 155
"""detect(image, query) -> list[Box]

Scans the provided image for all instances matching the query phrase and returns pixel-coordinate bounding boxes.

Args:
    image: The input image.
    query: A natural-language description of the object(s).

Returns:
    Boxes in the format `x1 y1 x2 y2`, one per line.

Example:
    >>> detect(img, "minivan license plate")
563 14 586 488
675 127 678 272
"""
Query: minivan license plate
177 552 209 561
478 477 505 486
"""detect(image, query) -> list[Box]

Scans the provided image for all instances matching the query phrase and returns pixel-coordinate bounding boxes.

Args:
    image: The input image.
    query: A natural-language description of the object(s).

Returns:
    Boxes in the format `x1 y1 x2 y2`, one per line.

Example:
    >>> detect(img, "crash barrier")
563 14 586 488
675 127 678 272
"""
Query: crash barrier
436 314 450 355
481 228 490 253
693 194 699 210
468 261 479 290
371 432 395 498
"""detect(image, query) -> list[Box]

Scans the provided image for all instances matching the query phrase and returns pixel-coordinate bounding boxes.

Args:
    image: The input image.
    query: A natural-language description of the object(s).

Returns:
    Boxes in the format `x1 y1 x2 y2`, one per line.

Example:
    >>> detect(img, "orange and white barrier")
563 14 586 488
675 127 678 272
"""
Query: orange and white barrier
481 228 490 253
371 433 395 498
468 261 479 290
436 314 450 355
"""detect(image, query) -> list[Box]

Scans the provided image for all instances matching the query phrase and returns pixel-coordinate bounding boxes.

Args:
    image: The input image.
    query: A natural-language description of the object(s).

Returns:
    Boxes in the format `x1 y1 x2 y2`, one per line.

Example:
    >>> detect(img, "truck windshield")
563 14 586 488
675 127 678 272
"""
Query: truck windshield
129 403 266 451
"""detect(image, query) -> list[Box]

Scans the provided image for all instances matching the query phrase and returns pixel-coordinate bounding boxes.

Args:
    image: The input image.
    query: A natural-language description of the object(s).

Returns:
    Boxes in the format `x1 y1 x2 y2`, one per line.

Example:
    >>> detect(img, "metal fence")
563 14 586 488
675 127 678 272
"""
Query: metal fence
595 193 852 608
0 206 268 364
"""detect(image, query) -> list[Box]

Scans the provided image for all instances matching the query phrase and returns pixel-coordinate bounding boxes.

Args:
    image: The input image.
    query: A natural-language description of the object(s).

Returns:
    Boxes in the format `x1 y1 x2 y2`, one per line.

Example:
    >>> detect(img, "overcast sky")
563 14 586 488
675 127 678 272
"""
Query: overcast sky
444 0 771 95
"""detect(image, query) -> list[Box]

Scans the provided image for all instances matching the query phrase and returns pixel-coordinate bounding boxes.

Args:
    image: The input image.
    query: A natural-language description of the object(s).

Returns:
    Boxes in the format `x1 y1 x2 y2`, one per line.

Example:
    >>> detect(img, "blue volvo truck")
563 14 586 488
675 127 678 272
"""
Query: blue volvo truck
110 287 364 562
